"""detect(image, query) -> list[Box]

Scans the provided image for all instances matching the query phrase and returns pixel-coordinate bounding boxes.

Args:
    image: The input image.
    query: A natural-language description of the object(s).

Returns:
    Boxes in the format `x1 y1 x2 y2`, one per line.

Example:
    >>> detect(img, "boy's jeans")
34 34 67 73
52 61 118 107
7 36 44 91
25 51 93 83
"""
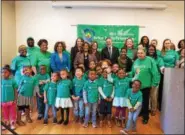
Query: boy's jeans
125 105 142 131
44 104 57 120
36 94 45 117
84 102 98 125
73 98 84 118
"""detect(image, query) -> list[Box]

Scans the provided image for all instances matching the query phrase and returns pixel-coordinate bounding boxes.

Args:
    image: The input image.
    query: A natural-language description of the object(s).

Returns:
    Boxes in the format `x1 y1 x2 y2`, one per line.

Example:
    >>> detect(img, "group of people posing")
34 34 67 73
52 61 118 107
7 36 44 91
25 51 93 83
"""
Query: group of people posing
1 36 184 134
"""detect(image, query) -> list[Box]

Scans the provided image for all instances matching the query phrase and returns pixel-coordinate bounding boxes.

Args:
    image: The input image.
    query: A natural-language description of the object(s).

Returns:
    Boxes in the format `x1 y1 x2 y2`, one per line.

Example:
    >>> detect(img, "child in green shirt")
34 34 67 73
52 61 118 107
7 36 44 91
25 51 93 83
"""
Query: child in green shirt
107 68 132 127
56 69 73 125
83 70 100 128
120 80 142 134
43 72 59 125
98 68 114 128
17 66 39 126
111 63 119 79
36 65 50 120
83 60 96 80
72 67 86 123
1 65 18 130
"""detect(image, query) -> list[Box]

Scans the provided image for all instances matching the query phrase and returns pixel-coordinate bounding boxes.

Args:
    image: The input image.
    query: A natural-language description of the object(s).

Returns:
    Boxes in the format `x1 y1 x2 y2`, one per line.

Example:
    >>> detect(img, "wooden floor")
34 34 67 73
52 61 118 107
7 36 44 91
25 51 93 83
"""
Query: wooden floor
2 108 163 134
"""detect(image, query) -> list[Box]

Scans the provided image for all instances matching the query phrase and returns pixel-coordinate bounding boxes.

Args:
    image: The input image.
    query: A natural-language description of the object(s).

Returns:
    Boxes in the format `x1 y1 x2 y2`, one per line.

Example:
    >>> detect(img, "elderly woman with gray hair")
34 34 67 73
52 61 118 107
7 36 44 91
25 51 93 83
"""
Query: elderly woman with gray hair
11 45 36 85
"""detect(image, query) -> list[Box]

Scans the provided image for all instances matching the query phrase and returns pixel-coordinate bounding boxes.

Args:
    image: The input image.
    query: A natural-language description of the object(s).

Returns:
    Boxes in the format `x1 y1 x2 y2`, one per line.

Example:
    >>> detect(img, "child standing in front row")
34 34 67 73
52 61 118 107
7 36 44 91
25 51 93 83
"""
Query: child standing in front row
56 69 73 125
72 67 86 123
1 65 18 130
83 70 100 128
17 66 38 126
120 80 143 135
43 72 59 125
36 65 50 120
107 68 131 127
98 68 114 128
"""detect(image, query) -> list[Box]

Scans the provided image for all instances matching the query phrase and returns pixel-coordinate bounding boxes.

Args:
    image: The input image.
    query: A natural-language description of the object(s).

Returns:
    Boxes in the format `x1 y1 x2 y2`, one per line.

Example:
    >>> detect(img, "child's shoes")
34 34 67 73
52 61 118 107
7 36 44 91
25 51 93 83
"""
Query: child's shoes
120 129 128 134
43 119 48 125
92 124 97 128
53 118 57 124
83 123 88 128
63 120 69 125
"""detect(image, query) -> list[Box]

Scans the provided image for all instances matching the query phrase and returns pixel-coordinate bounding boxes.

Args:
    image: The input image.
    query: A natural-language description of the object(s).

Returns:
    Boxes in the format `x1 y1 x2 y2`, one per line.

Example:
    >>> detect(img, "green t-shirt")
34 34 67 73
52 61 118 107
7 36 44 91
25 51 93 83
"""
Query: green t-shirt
156 50 161 57
99 78 113 99
83 71 89 80
44 82 57 105
83 80 100 103
113 77 131 98
57 79 72 98
161 50 179 68
126 88 143 107
1 78 18 102
72 77 86 97
19 75 38 97
11 56 32 84
35 73 50 94
32 51 51 74
111 73 117 79
127 48 136 60
27 46 40 57
129 56 159 89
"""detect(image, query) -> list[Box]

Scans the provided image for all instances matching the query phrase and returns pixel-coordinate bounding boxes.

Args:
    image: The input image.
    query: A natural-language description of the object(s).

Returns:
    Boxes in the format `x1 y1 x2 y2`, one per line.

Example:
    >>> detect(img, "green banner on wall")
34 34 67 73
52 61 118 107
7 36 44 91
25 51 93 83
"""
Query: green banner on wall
77 24 139 51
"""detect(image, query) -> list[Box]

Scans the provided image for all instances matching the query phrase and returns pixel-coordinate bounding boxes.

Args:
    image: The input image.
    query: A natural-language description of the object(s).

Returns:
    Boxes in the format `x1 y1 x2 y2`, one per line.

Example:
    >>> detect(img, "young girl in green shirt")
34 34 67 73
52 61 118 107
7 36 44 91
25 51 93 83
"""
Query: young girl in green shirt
17 66 39 126
56 69 73 125
1 65 18 130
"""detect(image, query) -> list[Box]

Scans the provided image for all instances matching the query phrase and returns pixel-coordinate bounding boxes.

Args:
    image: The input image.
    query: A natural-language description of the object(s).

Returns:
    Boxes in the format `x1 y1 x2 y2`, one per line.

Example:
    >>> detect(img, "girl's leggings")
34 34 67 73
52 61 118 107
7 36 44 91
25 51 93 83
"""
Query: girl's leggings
115 107 127 119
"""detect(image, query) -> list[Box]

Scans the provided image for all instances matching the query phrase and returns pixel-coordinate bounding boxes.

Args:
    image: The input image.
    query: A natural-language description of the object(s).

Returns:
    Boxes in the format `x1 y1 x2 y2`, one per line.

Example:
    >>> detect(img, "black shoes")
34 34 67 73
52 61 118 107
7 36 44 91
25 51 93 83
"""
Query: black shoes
142 119 148 124
63 120 69 125
53 118 57 124
58 119 64 124
43 119 48 125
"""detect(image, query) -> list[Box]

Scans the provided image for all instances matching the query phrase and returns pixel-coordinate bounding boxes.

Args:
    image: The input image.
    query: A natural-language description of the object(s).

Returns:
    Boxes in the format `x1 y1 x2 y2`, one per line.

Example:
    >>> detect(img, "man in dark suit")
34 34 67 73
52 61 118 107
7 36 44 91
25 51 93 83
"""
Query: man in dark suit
101 37 119 64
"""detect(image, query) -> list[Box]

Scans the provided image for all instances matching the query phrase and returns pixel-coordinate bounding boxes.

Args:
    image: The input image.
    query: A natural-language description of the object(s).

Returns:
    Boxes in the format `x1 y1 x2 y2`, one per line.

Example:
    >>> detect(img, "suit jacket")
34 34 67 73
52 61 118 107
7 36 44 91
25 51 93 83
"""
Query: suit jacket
73 52 97 69
70 46 80 65
101 46 119 64
50 52 71 72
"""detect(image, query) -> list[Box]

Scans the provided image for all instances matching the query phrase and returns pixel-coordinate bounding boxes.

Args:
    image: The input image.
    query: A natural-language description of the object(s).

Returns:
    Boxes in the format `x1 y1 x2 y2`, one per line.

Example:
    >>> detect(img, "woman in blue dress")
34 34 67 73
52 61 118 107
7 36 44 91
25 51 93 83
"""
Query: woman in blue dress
50 41 71 73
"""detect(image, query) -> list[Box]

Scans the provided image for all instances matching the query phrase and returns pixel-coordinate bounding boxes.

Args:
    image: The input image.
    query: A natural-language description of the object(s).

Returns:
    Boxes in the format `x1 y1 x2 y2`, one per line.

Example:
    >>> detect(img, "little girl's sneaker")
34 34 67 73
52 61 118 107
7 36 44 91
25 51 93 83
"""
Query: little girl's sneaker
10 125 16 130
2 126 6 130
120 129 128 134
83 123 88 128
21 111 25 116
92 124 97 128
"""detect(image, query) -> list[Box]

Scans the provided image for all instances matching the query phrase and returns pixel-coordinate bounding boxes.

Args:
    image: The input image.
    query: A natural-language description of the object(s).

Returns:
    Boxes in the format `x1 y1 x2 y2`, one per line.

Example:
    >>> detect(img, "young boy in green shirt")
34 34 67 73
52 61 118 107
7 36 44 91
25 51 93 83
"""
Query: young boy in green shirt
120 80 143 135
43 72 59 125
72 67 86 123
36 65 50 120
83 70 100 128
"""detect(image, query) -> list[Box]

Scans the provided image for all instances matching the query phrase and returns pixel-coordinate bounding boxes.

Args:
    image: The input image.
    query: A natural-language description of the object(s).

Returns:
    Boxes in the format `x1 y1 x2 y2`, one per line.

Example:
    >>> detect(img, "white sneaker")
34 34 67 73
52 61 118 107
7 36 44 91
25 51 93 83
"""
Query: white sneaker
120 129 128 134
92 124 97 128
10 125 16 130
10 121 16 130
2 126 6 130
21 111 25 116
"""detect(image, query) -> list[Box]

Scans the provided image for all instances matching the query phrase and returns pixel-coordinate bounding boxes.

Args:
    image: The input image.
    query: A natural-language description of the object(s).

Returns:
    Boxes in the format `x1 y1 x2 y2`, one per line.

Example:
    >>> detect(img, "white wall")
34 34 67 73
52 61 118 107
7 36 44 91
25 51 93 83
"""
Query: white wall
2 1 16 65
15 1 184 52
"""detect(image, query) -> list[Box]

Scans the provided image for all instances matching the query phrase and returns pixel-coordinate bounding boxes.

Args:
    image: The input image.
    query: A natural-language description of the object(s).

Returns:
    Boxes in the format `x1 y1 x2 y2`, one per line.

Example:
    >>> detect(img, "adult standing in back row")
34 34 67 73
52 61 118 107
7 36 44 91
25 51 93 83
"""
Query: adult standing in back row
101 37 119 64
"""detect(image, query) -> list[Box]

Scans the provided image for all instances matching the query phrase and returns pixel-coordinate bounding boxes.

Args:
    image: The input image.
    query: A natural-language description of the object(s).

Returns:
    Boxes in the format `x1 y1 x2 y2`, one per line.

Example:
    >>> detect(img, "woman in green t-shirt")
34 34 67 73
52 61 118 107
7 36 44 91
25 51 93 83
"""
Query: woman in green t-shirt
129 49 159 124
159 39 179 111
123 38 137 61
32 39 51 74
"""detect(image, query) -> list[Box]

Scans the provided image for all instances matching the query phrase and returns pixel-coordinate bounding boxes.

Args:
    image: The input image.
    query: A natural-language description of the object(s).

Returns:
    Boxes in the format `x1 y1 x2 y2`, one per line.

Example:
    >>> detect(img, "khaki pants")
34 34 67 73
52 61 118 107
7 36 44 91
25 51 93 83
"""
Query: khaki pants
149 86 159 111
